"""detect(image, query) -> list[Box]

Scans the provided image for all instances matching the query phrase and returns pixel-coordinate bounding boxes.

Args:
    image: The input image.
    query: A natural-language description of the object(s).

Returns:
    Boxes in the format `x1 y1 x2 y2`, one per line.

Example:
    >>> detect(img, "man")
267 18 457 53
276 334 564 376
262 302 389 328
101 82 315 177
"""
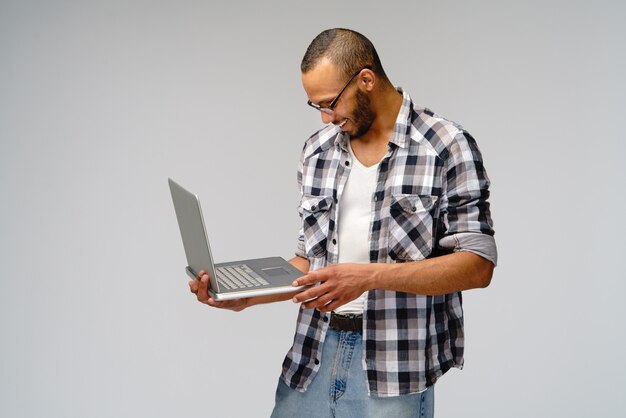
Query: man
189 28 496 417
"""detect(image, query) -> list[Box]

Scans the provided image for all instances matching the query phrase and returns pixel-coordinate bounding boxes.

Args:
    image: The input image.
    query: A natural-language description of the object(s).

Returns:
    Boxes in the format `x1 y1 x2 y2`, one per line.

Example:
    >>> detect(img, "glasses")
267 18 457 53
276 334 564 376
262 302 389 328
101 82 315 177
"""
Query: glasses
307 67 368 115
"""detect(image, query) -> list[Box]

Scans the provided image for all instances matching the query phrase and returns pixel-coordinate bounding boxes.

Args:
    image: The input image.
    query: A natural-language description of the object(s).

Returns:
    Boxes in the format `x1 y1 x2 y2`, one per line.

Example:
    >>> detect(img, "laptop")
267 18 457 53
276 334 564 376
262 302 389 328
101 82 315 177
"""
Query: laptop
168 178 307 301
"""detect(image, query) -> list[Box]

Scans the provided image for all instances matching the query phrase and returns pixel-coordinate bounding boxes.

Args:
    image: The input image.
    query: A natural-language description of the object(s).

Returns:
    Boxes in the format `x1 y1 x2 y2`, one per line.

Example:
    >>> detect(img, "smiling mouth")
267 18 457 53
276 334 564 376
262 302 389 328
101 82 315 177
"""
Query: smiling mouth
338 119 348 128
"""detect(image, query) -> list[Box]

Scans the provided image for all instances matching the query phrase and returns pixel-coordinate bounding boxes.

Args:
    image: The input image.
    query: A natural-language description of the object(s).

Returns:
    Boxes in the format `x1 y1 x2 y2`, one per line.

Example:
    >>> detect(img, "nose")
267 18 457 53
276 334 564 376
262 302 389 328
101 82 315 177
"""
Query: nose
320 111 334 125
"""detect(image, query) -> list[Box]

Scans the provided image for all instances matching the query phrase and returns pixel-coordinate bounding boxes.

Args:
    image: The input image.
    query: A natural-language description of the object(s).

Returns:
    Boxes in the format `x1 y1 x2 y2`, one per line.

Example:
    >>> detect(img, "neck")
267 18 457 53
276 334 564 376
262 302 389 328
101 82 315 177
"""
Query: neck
357 83 403 145
348 82 403 167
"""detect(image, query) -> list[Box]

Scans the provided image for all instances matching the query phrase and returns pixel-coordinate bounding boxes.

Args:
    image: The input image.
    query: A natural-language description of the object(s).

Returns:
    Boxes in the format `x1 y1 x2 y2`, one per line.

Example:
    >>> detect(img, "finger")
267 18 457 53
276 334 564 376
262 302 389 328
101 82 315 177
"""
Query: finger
207 297 245 311
195 270 206 281
196 274 210 302
292 285 325 303
307 290 338 310
207 298 229 309
319 299 345 312
292 271 324 287
296 279 335 302
302 293 334 310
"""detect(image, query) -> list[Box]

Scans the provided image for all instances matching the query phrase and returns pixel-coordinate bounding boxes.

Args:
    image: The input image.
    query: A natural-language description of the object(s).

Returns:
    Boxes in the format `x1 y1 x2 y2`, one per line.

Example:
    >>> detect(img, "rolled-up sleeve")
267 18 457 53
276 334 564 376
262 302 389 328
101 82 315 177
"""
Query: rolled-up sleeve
439 131 497 265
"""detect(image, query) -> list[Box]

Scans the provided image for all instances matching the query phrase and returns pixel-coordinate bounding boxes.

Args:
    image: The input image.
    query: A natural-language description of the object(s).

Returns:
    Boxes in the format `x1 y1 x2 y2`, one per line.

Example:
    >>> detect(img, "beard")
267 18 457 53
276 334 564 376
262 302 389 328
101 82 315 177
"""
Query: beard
350 89 375 139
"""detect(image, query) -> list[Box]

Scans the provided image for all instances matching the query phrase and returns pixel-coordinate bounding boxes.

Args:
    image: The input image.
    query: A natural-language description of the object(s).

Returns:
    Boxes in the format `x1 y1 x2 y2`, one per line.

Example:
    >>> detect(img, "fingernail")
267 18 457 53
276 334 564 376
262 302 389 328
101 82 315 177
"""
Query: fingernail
201 275 208 283
292 281 298 286
292 297 298 303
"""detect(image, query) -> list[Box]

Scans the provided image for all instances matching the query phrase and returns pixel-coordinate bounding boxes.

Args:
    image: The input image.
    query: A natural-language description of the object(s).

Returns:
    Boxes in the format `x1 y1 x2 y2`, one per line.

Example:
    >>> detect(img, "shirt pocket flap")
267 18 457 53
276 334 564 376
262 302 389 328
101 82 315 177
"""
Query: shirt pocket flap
390 194 438 214
301 194 334 213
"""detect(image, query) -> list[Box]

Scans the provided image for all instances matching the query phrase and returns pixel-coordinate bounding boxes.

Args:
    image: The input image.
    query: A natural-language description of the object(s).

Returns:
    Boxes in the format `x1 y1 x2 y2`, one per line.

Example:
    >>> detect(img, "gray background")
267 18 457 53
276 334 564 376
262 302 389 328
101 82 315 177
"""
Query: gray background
1 0 625 417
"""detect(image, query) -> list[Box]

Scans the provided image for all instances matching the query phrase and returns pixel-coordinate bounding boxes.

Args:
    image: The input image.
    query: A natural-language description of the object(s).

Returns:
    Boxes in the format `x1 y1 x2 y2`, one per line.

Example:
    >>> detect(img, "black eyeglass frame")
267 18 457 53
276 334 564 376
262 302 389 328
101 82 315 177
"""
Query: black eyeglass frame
307 67 370 115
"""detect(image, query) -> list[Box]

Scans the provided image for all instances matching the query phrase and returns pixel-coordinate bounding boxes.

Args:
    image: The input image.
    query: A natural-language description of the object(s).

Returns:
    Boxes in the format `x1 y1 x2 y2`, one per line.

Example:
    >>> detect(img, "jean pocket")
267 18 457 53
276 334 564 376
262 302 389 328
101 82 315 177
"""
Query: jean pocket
301 194 334 258
388 194 439 261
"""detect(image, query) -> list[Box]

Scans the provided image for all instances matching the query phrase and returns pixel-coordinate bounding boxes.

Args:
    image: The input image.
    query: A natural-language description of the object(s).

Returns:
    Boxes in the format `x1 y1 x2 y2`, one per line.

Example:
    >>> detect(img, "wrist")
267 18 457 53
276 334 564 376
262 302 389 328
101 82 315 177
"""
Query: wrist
366 263 387 291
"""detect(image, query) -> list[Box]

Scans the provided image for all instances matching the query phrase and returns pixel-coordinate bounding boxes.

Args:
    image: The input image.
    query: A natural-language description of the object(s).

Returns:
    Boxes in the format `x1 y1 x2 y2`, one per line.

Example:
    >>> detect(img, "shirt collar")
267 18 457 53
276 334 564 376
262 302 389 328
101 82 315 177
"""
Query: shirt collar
388 87 415 149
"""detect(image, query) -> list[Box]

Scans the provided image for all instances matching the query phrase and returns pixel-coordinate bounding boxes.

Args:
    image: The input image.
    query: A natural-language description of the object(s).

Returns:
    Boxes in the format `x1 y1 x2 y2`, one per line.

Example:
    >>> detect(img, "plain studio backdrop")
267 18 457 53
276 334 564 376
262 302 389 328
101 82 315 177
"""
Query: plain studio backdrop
1 1 624 417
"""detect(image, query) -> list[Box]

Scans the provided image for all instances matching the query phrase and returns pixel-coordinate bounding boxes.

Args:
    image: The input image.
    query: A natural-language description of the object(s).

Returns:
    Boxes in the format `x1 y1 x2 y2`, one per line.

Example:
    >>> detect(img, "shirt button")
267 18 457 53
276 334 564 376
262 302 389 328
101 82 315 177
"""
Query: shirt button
314 359 320 365
323 315 329 322
332 239 337 245
345 161 350 166
311 205 317 211
411 206 417 212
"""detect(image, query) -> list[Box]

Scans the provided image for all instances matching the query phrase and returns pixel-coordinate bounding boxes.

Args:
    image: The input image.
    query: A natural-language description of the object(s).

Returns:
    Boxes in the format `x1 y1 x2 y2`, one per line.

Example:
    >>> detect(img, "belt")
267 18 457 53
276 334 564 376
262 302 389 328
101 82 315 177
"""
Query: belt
329 313 363 333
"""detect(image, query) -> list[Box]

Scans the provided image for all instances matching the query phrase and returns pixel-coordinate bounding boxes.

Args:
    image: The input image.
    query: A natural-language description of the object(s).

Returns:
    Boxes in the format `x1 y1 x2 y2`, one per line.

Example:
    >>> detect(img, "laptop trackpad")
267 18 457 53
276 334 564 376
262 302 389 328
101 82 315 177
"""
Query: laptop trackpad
262 267 291 277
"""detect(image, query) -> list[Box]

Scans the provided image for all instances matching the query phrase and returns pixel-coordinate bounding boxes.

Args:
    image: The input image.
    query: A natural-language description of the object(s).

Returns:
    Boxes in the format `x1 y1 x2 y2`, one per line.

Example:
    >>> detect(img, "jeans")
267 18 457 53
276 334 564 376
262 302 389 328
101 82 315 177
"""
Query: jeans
271 328 435 418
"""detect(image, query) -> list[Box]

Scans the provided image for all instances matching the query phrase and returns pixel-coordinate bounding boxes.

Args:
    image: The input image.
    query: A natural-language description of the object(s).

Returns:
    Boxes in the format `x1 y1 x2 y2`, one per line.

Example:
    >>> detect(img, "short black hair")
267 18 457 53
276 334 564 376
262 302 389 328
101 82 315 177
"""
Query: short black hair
301 28 388 82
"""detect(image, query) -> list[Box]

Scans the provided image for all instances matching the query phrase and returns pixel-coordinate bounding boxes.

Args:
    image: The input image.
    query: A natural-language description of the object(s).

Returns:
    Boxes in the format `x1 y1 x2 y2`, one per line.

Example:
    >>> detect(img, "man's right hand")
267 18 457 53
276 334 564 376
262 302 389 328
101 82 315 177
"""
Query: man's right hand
188 270 249 312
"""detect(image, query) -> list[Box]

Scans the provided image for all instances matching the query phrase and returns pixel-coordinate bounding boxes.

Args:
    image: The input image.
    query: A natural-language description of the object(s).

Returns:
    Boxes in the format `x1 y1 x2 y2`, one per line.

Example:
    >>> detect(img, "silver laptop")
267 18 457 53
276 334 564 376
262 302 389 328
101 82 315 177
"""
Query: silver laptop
168 178 307 301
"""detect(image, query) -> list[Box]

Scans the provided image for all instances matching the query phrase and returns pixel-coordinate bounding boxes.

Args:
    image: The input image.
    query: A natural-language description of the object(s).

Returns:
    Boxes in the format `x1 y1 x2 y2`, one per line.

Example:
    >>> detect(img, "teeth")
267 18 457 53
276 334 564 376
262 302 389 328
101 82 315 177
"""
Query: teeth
338 119 347 127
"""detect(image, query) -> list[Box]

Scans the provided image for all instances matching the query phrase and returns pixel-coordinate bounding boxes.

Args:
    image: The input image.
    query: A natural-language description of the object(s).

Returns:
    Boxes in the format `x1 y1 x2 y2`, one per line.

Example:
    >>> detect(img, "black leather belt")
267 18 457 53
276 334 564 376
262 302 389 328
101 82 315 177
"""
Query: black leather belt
329 313 363 333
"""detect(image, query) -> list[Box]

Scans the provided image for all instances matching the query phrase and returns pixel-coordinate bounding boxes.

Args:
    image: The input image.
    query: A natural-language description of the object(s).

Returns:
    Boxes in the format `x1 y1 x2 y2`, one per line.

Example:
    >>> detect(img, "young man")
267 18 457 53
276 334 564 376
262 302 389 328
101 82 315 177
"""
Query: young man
190 28 497 418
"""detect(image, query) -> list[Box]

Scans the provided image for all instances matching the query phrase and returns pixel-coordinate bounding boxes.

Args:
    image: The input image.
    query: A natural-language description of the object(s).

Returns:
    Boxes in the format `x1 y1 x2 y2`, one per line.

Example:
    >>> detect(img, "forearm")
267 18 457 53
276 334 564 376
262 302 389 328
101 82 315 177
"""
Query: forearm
369 252 494 296
293 252 494 311
288 255 310 274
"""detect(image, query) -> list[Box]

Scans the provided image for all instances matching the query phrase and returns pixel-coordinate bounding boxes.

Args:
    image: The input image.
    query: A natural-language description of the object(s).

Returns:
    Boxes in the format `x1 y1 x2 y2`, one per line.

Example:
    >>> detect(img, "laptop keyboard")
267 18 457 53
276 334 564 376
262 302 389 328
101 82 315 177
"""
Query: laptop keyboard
216 264 270 290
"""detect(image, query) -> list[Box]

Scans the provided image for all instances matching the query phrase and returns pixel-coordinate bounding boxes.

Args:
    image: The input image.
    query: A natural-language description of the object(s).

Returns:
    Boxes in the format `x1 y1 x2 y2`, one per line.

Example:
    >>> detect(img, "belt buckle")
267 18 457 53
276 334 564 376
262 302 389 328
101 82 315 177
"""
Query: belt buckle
330 313 363 333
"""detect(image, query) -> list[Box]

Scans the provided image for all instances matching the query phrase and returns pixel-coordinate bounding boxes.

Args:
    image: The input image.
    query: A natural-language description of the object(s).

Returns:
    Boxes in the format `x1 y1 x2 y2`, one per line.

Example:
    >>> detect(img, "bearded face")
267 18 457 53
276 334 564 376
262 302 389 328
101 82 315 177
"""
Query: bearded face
350 89 376 139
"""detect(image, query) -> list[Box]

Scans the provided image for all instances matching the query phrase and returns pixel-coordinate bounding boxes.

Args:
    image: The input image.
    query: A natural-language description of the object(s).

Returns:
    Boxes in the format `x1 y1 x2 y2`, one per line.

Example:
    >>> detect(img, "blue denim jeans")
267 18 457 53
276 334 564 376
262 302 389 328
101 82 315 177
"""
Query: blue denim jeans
271 328 435 418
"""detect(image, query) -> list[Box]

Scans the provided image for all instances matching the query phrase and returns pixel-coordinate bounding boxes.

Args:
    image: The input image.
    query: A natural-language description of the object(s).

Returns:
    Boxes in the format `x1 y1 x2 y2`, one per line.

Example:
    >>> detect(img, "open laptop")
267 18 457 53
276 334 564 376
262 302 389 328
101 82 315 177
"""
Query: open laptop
168 178 307 301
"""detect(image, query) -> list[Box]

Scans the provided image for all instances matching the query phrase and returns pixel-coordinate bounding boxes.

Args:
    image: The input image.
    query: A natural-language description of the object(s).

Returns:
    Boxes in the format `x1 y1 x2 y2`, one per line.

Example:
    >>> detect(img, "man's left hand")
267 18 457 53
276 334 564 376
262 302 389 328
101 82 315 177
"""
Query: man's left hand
291 263 382 312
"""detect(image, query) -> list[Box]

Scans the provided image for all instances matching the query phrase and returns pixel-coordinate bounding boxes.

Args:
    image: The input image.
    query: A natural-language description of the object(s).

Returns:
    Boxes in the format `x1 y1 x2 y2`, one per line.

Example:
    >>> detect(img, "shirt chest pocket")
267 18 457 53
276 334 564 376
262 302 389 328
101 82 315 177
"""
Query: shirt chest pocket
301 194 334 258
388 194 439 261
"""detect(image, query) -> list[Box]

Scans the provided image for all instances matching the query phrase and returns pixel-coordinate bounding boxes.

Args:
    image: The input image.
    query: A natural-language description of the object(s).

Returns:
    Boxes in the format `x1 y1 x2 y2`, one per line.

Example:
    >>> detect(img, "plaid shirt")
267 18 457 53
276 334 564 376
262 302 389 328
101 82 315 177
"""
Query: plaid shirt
281 89 496 396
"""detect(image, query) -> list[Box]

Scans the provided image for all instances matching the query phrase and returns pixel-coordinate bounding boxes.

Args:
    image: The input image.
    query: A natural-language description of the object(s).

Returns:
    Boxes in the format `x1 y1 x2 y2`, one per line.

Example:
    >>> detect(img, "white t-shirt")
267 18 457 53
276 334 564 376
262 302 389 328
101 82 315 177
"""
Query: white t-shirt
334 141 380 315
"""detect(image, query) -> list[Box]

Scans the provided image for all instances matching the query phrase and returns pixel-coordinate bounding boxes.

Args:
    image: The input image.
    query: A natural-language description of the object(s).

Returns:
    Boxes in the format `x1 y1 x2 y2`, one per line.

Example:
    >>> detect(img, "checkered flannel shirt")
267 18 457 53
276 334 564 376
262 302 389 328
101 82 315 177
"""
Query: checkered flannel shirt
281 89 497 396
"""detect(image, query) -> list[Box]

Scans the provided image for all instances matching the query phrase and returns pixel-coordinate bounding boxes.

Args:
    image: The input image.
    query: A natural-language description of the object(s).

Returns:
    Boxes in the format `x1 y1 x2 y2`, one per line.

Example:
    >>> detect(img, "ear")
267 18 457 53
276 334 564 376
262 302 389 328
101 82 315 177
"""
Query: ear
358 68 376 92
